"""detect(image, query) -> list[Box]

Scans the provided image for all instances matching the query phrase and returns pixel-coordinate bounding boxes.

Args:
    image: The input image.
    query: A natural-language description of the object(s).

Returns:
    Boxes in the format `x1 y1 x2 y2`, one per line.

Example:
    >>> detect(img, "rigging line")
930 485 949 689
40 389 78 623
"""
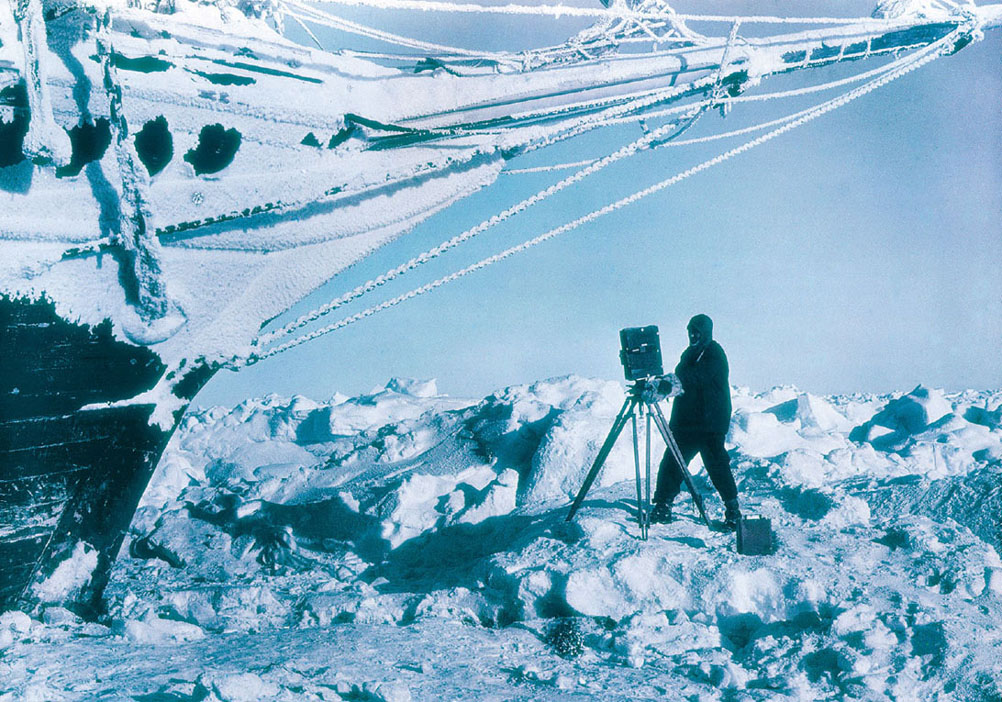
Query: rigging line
287 2 515 61
255 104 707 347
294 0 703 66
507 74 719 161
240 28 959 368
443 31 915 174
505 100 826 174
487 18 940 159
503 158 596 174
506 42 892 159
504 93 839 175
301 0 886 26
338 49 484 60
291 0 522 62
288 12 327 49
576 52 912 135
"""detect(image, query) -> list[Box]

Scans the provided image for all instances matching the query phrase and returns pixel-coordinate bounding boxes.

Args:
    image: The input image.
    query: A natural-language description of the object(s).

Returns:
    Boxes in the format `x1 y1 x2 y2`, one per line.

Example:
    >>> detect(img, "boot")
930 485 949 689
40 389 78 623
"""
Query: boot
650 501 673 524
723 498 741 531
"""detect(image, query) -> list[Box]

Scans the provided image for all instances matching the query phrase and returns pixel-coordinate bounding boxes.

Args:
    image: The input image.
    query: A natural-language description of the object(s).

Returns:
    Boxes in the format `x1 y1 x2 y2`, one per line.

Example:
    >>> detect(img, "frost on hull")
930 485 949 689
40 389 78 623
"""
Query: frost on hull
0 295 214 617
12 0 72 166
2 3 999 369
1 0 1001 619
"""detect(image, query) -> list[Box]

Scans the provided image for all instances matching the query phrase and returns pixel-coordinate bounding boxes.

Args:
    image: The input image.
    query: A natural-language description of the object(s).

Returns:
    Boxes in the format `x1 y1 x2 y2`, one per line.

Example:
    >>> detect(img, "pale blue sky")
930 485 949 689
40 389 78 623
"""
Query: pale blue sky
196 3 1002 406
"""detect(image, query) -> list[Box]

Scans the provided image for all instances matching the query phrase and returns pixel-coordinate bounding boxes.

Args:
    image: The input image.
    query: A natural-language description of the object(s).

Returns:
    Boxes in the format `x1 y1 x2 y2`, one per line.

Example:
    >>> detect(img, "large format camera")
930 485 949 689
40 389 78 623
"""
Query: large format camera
620 325 678 402
619 325 663 380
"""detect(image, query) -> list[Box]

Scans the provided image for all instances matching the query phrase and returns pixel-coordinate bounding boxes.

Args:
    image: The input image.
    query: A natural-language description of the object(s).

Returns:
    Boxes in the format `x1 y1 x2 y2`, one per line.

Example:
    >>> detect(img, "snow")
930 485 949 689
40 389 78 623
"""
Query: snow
4 375 1002 700
872 0 955 20
112 610 206 644
30 542 99 604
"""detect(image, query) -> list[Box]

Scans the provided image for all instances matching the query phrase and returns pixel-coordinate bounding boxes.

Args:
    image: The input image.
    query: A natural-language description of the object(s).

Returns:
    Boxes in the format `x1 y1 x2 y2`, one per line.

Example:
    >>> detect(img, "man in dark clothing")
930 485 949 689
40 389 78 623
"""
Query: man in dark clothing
650 314 741 529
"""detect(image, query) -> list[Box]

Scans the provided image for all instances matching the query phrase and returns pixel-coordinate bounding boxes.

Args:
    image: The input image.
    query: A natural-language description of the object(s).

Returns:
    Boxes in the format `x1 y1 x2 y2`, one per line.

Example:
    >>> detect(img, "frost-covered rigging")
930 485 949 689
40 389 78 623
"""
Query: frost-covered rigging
2 0 999 373
237 2 991 367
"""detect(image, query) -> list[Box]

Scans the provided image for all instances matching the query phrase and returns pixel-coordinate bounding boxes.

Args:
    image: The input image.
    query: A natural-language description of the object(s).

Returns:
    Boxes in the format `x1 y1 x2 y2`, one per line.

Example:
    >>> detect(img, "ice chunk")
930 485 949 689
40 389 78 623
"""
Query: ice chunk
31 542 98 604
704 568 786 624
862 386 953 436
730 410 806 458
822 495 871 529
385 377 438 397
766 393 852 434
362 681 413 702
113 612 205 644
564 554 687 619
0 610 32 634
455 468 519 525
197 672 280 701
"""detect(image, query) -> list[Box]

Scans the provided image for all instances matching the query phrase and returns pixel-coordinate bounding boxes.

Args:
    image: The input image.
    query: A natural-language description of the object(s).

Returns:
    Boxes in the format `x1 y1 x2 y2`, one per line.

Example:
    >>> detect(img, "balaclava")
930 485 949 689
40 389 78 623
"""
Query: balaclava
687 314 713 347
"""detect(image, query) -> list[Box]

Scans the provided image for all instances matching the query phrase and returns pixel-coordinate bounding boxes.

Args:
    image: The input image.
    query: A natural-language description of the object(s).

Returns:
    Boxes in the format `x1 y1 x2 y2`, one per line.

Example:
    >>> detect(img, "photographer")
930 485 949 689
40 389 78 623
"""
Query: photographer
650 314 741 529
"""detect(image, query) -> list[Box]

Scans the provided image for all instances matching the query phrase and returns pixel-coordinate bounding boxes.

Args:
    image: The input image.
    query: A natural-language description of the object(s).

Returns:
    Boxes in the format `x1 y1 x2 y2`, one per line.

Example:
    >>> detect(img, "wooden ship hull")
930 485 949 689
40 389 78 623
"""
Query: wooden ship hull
1 0 999 616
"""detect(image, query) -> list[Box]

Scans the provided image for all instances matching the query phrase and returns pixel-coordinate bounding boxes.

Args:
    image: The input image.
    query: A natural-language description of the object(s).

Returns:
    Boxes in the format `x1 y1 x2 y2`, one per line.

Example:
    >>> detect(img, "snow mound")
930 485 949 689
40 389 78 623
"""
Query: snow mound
850 385 953 445
34 376 996 700
112 612 205 644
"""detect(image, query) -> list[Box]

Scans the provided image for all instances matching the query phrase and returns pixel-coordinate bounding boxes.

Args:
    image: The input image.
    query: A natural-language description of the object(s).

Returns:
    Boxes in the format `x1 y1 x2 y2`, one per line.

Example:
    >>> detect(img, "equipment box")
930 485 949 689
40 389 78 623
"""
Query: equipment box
736 516 774 555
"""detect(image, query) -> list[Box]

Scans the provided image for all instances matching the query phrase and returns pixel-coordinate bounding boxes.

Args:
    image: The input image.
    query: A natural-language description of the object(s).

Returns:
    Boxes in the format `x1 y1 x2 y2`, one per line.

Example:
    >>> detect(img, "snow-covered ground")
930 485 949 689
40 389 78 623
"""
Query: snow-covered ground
3 376 1002 701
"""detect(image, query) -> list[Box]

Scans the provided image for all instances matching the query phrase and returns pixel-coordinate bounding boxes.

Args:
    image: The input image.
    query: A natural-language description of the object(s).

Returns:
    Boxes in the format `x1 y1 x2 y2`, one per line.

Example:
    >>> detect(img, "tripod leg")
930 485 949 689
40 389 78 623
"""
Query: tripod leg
631 412 647 539
567 396 636 521
645 412 652 511
648 402 711 527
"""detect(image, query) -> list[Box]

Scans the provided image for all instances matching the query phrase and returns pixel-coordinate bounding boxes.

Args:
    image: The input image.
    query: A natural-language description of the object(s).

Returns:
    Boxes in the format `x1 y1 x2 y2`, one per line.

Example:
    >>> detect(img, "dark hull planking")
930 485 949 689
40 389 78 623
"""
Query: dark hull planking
0 294 213 618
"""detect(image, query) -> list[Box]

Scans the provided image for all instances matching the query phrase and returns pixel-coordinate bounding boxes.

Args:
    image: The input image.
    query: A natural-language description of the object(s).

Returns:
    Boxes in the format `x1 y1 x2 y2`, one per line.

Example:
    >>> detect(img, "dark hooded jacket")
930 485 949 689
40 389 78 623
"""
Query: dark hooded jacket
669 339 732 435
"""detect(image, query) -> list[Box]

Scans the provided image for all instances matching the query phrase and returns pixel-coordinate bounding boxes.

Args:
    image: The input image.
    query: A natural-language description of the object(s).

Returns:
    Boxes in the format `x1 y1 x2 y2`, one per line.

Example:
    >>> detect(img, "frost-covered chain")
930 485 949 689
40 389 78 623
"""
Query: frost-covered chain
244 29 960 366
305 0 880 26
255 104 705 347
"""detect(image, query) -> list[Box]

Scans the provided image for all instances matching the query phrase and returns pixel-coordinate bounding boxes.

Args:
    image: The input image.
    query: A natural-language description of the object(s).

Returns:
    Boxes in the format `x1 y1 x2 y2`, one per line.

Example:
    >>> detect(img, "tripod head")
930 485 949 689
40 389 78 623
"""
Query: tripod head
629 374 680 404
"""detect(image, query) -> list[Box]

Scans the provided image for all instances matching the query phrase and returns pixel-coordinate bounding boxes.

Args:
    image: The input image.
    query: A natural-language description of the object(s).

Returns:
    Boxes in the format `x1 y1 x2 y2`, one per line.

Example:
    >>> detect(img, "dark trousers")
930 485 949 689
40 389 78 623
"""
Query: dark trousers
653 431 737 504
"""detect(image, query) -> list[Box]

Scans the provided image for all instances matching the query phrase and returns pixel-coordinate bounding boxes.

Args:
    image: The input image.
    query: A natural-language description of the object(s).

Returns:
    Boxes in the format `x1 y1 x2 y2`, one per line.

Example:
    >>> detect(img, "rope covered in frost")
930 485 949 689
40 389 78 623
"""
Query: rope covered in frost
504 104 817 174
238 28 960 367
287 1 516 61
301 0 884 26
504 69 894 174
255 105 705 347
288 12 327 50
503 48 910 164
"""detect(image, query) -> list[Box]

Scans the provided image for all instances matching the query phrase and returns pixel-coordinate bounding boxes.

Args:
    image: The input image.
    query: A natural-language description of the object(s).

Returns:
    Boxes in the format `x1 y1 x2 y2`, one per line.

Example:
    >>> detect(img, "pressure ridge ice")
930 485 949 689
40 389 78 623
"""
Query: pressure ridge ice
2 377 1002 701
